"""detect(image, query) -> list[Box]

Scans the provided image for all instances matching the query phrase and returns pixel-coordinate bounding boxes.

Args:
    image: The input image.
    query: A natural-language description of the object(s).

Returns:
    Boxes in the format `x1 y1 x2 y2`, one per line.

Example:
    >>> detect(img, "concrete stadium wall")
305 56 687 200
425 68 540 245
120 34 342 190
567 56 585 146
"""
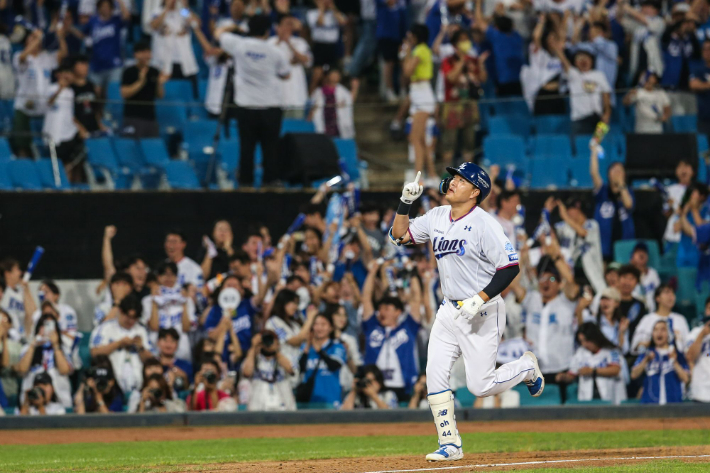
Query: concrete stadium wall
1 403 709 430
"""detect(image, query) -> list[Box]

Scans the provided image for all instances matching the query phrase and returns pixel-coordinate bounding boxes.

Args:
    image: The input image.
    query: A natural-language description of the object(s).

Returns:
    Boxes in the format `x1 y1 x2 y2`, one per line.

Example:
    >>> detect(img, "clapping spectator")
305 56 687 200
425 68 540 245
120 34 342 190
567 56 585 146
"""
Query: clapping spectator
137 373 186 412
71 55 108 136
241 331 296 411
19 372 66 416
631 284 689 355
631 319 690 404
73 357 124 413
678 184 710 271
297 313 346 407
306 0 347 94
120 40 169 138
16 314 73 408
0 258 31 338
90 294 154 394
622 73 670 134
341 364 397 409
268 14 312 117
309 68 356 139
629 242 661 312
26 280 78 350
685 304 710 403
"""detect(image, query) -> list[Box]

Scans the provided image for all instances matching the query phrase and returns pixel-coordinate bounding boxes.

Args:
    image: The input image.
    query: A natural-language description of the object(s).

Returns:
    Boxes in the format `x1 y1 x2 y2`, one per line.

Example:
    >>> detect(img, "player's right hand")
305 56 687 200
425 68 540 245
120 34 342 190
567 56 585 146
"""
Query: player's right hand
401 171 423 204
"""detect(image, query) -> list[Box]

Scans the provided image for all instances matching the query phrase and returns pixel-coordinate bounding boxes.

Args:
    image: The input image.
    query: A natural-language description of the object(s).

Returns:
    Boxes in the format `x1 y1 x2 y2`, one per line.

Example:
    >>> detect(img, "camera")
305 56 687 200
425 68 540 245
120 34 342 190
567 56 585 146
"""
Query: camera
204 370 218 385
28 386 45 403
173 375 185 391
149 388 164 399
87 367 111 392
356 378 370 390
262 333 275 347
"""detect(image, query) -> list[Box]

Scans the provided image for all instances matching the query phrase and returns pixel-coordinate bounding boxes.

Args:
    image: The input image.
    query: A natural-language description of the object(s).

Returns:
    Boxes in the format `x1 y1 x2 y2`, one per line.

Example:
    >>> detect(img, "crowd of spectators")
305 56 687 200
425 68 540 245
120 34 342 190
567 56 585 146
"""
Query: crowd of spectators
1 166 710 415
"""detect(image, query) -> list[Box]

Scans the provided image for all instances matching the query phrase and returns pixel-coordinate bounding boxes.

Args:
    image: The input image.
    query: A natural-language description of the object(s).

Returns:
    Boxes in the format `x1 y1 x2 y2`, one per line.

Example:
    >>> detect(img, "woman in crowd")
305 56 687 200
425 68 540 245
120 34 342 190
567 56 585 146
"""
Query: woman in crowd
19 372 65 416
576 286 630 354
556 323 627 405
631 320 690 405
309 68 356 139
297 313 346 407
324 303 360 389
199 220 235 280
242 331 296 411
137 373 186 413
341 365 397 409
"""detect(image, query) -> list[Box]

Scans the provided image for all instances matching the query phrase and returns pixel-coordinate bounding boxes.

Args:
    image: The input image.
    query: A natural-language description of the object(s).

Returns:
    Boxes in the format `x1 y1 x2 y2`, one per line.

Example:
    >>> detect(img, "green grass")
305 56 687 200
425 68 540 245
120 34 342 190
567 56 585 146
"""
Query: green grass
1 429 708 472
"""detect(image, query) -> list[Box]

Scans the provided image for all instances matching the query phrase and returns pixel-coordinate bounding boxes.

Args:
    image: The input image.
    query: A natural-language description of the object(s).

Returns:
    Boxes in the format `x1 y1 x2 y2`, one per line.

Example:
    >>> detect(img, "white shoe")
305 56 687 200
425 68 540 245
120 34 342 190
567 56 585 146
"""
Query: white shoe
523 351 545 397
385 89 398 103
426 444 463 462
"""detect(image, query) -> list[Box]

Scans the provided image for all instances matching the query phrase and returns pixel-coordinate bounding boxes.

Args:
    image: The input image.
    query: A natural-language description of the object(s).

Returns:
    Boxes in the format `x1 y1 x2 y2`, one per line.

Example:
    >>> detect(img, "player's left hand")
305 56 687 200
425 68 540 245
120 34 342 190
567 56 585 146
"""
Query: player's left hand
454 294 485 320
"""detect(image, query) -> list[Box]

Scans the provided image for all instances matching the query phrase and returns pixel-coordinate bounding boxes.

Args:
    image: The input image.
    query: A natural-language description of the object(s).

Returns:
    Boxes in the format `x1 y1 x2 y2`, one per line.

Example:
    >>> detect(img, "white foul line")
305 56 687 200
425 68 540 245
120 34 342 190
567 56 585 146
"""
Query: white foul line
362 454 710 473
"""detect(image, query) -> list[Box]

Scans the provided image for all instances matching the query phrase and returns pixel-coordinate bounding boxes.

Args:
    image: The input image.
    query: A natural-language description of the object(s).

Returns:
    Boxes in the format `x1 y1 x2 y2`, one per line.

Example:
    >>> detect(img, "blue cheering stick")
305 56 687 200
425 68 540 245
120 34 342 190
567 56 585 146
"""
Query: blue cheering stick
286 213 306 236
23 246 45 283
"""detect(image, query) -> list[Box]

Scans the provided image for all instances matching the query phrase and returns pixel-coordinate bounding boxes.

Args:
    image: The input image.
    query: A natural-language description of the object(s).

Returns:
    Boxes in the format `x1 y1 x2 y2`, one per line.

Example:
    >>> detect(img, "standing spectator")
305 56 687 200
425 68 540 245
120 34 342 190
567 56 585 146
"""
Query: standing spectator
306 0 347 94
690 40 710 140
80 0 130 97
325 303 361 386
19 372 66 416
90 294 154 394
616 264 647 338
215 15 290 187
0 24 15 101
589 145 635 261
241 331 296 411
576 286 630 354
0 259 28 333
556 322 627 405
629 242 661 312
522 14 565 115
476 5 524 97
43 61 85 183
345 0 377 81
572 19 619 105
361 260 421 399
73 358 125 413
12 28 68 157
187 357 231 411
199 220 235 280
403 24 436 185
663 160 695 247
661 8 700 116
685 306 710 403
71 55 107 136
16 314 73 408
631 319 690 404
149 0 199 96
678 183 710 271
297 313 346 407
631 284 690 355
309 68 356 139
622 73 670 134
555 45 612 135
164 230 204 292
268 14 312 117
120 40 168 138
375 0 406 102
341 364 397 409
620 0 665 85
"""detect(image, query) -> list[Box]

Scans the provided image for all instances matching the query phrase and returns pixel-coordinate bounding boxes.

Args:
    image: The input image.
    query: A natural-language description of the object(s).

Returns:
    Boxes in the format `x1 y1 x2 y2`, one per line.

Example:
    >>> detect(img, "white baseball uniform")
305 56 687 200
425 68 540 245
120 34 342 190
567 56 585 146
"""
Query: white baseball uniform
407 205 535 398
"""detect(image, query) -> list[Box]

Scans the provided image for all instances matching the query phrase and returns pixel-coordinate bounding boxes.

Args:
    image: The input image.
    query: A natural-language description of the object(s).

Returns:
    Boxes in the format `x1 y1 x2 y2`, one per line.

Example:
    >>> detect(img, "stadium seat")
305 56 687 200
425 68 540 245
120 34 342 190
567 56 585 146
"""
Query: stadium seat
677 267 699 308
183 119 218 157
613 239 661 269
530 157 568 189
281 119 316 134
333 138 360 181
568 157 594 188
531 134 572 160
533 115 570 135
139 138 171 168
163 80 193 102
218 139 240 176
36 159 71 190
85 138 129 189
164 160 201 190
113 138 161 188
487 115 531 138
7 159 43 190
493 98 529 117
156 101 188 132
671 115 697 133
483 134 528 168
106 81 123 126
698 134 708 155
0 137 12 160
0 161 13 190
513 383 561 406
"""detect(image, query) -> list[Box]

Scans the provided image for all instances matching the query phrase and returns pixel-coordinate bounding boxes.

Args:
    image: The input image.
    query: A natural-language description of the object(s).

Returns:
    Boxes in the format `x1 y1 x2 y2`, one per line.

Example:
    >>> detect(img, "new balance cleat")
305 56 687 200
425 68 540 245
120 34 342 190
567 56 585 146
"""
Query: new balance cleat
425 444 463 462
523 351 545 397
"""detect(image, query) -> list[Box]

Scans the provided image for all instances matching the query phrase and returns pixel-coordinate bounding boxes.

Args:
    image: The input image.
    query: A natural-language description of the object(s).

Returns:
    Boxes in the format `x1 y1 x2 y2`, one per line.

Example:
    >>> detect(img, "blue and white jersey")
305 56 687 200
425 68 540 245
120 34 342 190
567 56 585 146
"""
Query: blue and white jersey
12 50 58 116
593 184 636 259
685 326 710 402
363 314 420 393
1 285 25 336
631 313 689 356
203 299 258 367
83 15 124 72
301 339 346 407
583 311 629 354
569 346 626 404
176 256 204 290
634 346 688 405
522 291 577 374
407 205 518 301
19 341 74 408
141 286 196 362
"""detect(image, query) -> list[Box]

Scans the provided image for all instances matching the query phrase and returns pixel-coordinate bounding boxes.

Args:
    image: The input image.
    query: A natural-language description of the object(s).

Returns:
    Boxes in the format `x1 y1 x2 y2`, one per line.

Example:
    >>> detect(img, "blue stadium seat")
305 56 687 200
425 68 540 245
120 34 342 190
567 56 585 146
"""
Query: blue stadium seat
0 137 12 160
7 159 43 190
106 81 123 126
677 267 699 307
0 161 12 190
139 138 171 168
163 80 193 102
281 119 315 134
219 139 240 176
573 135 593 157
333 138 360 181
493 98 529 117
156 101 188 132
569 157 594 188
613 239 661 269
183 119 218 157
164 160 201 189
672 115 697 133
531 134 572 159
483 134 527 168
534 115 570 135
698 134 709 155
530 157 568 189
36 158 71 190
487 115 531 138
113 138 161 188
513 383 561 406
85 138 130 189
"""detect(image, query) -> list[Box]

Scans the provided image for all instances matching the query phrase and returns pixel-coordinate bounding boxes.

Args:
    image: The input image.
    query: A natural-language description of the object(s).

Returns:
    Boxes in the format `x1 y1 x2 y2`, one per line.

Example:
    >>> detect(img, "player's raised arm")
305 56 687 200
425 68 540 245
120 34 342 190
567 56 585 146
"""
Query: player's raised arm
390 172 424 246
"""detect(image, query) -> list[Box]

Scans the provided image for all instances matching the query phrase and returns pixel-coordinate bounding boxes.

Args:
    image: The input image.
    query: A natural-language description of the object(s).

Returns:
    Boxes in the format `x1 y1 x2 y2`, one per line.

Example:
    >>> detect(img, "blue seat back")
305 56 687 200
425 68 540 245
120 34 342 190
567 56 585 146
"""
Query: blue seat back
0 161 12 190
165 160 201 189
534 115 570 135
36 158 71 190
488 115 531 138
333 138 360 180
219 139 240 175
113 138 145 172
106 82 123 125
139 138 171 168
281 119 315 134
8 159 43 190
671 115 697 133
532 134 572 159
483 134 527 168
569 157 593 188
613 239 661 269
530 157 568 189
85 138 120 174
0 137 12 161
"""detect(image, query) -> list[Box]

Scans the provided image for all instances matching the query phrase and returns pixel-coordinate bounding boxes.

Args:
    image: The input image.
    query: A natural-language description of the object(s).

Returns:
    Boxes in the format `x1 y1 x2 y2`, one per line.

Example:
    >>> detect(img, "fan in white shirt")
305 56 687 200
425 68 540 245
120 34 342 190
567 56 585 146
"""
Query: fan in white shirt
267 15 312 114
685 316 710 403
164 230 204 292
622 73 670 134
309 68 356 139
0 258 28 338
631 284 689 355
43 65 80 147
629 243 661 312
149 0 199 79
663 160 695 244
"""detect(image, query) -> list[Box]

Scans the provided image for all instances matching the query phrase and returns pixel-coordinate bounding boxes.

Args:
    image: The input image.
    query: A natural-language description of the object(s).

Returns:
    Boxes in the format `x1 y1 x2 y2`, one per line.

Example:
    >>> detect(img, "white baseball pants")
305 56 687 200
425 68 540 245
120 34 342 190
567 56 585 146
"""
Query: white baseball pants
426 298 535 397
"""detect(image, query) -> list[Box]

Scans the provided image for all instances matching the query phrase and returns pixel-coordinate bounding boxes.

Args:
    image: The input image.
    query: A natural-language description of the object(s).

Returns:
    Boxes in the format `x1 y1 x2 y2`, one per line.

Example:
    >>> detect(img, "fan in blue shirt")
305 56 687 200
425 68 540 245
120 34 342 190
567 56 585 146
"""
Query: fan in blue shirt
298 314 347 407
475 5 523 96
690 42 710 134
81 0 130 74
631 319 690 404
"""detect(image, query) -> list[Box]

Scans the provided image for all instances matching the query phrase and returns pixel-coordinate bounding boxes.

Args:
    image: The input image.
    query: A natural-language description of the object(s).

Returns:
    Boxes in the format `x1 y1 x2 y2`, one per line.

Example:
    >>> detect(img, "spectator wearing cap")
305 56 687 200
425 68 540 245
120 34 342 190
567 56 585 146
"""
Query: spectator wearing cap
475 3 524 97
522 240 578 404
16 313 73 408
690 40 710 140
94 272 134 327
663 160 695 247
120 40 169 138
71 55 109 136
164 230 204 294
685 301 710 402
361 260 422 399
631 319 690 404
620 0 665 85
554 44 612 135
19 372 66 415
631 284 690 356
268 14 312 117
661 5 700 116
576 286 630 354
554 197 605 294
90 294 154 394
629 242 661 312
26 280 78 352
616 265 647 340
571 19 618 106
622 72 670 134
215 15 290 187
157 328 192 391
589 145 635 262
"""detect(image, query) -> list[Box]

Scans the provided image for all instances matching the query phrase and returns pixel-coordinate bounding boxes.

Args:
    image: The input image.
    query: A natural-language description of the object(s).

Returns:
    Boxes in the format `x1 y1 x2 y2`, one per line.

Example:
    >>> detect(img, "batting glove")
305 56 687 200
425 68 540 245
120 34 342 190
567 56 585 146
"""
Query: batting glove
454 294 485 320
401 171 424 204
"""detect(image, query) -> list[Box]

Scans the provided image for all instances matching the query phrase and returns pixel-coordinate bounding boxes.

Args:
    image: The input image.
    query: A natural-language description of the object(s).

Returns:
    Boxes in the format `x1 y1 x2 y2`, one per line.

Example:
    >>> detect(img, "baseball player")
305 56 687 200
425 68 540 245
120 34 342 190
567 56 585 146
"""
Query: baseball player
390 163 544 462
